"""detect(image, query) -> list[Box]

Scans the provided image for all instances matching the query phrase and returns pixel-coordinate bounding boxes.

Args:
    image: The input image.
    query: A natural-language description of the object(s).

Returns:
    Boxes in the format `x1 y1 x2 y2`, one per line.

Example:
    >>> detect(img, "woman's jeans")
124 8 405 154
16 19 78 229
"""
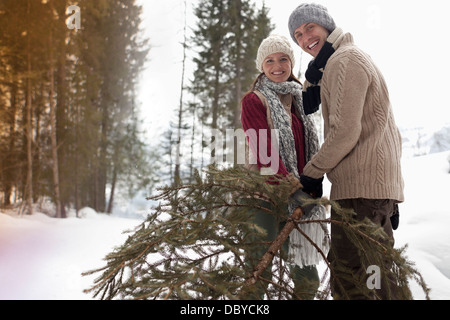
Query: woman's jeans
243 199 320 300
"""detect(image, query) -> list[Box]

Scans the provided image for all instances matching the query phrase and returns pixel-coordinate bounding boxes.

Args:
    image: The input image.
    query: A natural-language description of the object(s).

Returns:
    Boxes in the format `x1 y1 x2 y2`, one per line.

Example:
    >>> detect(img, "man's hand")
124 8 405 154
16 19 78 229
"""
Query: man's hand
300 174 324 198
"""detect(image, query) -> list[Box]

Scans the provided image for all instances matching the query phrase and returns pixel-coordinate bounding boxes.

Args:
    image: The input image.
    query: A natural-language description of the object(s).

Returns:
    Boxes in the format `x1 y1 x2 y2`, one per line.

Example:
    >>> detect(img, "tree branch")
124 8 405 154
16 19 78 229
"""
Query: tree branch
243 207 304 287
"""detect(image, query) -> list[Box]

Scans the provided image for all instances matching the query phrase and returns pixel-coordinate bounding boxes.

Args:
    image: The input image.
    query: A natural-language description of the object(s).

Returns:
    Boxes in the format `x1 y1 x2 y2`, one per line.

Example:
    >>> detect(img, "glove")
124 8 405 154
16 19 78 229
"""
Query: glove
299 174 324 198
390 203 400 230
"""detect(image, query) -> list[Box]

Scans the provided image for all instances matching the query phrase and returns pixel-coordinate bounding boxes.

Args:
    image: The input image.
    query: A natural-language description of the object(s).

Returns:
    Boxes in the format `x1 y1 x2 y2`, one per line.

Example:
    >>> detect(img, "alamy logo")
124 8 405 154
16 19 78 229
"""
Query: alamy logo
366 265 381 290
173 129 280 176
240 128 280 175
66 5 81 31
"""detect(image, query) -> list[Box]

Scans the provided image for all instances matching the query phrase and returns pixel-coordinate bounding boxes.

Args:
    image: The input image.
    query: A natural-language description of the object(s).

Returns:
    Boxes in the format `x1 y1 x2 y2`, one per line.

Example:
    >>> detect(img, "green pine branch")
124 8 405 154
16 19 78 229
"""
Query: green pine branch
83 166 430 300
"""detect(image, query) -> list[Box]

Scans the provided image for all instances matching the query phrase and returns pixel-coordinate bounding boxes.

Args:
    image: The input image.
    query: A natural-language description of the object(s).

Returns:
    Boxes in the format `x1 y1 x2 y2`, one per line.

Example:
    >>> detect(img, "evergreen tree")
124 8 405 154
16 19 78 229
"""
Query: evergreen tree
191 0 227 133
227 0 274 129
0 0 25 206
173 0 189 187
0 0 157 216
0 0 50 214
190 0 273 168
83 166 430 300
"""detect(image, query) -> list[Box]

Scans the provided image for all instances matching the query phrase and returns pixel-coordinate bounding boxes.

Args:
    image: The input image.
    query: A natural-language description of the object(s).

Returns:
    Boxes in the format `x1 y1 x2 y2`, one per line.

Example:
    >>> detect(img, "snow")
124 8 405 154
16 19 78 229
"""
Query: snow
394 151 450 299
1 152 450 300
0 208 142 300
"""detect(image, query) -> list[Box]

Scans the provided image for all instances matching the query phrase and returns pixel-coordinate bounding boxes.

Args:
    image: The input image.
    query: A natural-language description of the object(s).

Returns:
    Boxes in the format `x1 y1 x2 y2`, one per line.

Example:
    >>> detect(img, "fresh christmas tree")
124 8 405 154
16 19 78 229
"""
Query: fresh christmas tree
83 166 429 300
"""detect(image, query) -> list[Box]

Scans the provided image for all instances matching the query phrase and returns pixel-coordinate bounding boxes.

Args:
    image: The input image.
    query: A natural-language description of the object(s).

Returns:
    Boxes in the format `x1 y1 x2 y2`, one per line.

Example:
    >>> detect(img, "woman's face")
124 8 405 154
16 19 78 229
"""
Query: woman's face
262 52 292 83
293 22 330 58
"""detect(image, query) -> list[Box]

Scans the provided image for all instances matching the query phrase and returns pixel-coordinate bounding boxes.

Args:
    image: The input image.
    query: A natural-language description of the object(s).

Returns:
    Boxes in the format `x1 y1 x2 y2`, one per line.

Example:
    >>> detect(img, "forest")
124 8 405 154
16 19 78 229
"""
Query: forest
0 0 157 217
0 0 278 218
0 2 160 216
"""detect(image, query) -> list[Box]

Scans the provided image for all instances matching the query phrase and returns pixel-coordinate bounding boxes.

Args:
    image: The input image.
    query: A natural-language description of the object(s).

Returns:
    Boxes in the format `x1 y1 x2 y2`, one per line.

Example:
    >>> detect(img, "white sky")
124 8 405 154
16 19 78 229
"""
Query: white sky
137 0 450 139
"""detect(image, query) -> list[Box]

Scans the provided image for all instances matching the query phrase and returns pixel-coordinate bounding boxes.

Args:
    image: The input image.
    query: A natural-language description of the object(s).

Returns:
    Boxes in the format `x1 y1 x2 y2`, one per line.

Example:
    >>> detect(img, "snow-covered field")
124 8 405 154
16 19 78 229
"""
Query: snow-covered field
0 207 141 300
1 152 449 300
394 151 450 299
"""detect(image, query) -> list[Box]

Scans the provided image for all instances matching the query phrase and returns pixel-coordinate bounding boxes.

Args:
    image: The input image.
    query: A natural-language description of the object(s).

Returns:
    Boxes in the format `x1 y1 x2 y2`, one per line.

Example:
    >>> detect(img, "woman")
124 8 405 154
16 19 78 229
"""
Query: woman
240 34 328 299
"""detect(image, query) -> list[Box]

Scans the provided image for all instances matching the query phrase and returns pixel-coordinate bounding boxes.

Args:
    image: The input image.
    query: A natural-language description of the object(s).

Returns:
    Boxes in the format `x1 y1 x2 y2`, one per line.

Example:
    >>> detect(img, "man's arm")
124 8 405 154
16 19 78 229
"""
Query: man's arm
303 55 370 179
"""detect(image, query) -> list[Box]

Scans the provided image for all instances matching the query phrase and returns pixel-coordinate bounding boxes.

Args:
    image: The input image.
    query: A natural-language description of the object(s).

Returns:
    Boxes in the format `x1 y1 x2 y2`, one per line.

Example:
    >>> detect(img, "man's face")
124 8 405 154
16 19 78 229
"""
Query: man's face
293 22 330 57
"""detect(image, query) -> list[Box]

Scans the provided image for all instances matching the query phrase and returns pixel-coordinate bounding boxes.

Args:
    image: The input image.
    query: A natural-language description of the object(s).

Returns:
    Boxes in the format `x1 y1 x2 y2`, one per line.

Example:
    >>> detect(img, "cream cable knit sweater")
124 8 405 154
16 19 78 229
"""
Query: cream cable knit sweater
302 31 405 202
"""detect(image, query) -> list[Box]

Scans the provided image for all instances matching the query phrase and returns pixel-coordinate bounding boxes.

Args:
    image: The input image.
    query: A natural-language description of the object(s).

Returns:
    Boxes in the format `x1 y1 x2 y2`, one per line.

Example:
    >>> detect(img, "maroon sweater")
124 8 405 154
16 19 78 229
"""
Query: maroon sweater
240 92 306 176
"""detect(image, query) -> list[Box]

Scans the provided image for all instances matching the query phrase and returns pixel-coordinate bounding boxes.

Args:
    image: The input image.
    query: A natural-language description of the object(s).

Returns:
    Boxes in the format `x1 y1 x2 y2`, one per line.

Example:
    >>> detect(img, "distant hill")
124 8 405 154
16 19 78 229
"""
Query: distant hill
401 124 450 158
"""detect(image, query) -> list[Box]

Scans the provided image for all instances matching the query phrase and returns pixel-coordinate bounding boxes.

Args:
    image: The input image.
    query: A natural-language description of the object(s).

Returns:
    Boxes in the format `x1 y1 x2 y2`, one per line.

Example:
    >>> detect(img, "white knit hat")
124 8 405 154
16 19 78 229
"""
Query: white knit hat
256 34 295 73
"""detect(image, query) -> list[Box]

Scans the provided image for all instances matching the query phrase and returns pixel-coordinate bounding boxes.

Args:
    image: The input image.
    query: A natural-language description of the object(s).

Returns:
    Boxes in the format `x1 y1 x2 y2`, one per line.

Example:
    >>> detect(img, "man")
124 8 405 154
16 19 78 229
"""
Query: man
288 3 405 299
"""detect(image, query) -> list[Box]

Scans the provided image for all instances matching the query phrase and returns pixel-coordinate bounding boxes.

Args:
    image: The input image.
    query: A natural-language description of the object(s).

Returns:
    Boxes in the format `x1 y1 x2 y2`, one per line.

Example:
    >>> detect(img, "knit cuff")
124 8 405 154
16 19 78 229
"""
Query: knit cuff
302 162 325 180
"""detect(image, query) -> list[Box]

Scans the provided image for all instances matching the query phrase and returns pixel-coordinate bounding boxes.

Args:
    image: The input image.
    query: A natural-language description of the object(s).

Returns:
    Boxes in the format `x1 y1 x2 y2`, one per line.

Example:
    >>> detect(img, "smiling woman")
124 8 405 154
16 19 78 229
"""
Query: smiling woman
261 53 292 82
240 34 328 299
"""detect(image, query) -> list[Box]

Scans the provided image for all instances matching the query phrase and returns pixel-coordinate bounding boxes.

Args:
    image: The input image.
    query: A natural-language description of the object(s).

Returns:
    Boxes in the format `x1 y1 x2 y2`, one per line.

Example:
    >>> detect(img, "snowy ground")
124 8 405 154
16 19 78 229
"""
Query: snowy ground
1 152 449 300
394 151 450 299
0 207 142 300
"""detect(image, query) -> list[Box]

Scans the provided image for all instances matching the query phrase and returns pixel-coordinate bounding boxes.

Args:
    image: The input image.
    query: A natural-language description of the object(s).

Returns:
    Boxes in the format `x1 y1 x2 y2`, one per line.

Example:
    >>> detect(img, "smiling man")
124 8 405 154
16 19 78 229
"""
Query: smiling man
294 22 329 57
288 3 406 300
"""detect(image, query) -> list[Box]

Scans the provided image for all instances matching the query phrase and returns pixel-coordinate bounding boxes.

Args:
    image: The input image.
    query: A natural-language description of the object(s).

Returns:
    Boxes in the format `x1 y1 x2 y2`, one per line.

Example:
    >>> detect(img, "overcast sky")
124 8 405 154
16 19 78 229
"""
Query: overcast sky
137 0 450 139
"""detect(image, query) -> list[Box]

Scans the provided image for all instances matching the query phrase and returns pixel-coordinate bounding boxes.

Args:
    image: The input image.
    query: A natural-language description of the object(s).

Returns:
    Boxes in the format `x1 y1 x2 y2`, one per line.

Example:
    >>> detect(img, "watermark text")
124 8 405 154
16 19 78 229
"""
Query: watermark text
66 5 81 31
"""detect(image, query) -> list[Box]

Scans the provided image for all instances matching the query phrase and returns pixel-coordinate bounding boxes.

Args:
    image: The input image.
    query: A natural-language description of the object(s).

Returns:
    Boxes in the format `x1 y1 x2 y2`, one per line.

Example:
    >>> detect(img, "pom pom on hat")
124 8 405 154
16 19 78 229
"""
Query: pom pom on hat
256 34 295 73
288 3 336 44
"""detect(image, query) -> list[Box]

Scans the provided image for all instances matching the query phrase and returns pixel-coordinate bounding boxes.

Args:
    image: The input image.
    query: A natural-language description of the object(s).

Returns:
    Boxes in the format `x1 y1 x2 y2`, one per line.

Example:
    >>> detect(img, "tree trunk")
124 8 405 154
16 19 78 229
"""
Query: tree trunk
55 0 68 218
244 207 304 287
4 71 18 206
174 0 188 186
24 0 33 215
232 0 243 168
233 0 243 131
49 30 62 218
106 166 117 214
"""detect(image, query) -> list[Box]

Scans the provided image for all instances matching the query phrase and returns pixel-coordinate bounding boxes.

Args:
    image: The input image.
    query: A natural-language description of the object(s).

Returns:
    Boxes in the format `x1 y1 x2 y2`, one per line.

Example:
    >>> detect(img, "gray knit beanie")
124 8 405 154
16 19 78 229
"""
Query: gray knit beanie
288 3 336 43
256 34 295 73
